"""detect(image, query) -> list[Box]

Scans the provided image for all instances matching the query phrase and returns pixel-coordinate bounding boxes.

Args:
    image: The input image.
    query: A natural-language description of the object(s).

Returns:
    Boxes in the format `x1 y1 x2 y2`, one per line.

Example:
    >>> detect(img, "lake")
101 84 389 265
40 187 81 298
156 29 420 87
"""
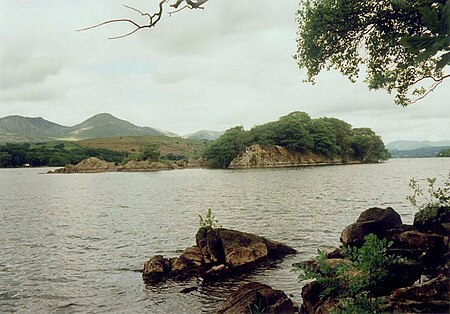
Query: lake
1 158 449 313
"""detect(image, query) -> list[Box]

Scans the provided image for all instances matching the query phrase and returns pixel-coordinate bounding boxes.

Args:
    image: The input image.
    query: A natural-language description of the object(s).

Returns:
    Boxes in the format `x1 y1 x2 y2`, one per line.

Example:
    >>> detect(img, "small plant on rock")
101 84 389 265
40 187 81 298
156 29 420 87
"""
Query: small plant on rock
407 173 450 231
293 234 401 313
198 208 222 230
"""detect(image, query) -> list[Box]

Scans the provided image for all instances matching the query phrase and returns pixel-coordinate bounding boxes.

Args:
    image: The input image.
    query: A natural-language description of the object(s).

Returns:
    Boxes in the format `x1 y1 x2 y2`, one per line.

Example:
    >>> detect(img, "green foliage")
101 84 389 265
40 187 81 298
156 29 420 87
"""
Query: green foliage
138 143 160 161
295 0 450 106
203 126 247 168
0 142 127 168
351 128 390 162
407 174 450 210
203 112 388 168
293 234 401 313
198 208 222 230
407 174 450 226
438 148 450 157
248 294 267 314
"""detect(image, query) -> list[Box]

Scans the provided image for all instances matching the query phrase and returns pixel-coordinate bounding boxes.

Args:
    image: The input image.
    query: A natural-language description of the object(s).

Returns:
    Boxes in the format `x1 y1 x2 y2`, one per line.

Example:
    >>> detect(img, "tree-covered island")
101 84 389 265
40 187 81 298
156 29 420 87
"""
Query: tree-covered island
203 111 389 168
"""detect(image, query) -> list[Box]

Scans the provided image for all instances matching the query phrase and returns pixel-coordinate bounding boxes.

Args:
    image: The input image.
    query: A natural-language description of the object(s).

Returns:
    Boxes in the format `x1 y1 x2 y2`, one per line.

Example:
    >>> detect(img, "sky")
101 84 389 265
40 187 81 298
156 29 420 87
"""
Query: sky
0 0 449 143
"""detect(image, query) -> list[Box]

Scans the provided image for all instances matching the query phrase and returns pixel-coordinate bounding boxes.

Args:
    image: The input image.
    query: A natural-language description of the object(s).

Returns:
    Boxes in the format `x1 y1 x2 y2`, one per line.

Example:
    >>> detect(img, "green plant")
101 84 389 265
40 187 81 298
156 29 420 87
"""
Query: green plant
198 208 221 230
407 173 450 210
248 293 267 314
293 234 400 313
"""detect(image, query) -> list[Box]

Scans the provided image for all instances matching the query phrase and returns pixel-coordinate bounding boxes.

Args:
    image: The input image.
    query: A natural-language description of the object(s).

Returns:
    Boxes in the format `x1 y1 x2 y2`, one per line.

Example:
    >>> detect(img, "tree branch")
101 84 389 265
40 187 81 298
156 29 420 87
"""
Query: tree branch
77 0 210 39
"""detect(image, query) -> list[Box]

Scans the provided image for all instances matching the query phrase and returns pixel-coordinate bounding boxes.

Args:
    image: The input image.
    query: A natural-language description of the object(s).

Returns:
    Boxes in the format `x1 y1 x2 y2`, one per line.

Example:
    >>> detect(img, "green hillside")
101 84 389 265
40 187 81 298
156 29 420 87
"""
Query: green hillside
77 135 207 160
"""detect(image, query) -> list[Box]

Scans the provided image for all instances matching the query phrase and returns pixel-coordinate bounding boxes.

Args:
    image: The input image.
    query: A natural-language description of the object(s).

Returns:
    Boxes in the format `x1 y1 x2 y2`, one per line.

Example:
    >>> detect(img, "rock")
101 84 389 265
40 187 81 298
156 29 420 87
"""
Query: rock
196 228 296 270
179 246 204 267
196 228 225 265
144 228 296 284
229 144 349 169
374 260 422 296
205 264 226 276
143 255 171 282
225 242 268 267
413 206 450 235
356 207 402 227
323 247 343 259
341 207 403 245
217 282 299 314
381 275 450 313
301 281 323 314
50 157 119 173
398 230 446 250
122 159 174 172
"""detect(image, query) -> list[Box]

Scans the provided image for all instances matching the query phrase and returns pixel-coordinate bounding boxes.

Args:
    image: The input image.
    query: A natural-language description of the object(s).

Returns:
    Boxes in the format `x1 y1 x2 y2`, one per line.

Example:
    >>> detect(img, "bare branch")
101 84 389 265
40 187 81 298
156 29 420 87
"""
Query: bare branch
410 73 450 104
78 0 210 39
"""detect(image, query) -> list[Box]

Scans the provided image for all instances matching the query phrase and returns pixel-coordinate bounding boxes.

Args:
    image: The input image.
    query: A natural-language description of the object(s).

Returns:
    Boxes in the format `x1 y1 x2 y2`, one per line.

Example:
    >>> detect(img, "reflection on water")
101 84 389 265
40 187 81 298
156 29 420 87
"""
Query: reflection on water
0 158 449 312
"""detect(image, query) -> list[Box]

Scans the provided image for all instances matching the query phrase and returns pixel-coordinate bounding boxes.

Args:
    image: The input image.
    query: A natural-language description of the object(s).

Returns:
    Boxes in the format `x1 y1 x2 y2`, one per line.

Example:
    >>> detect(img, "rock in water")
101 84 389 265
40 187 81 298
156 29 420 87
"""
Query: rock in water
50 157 119 173
217 282 299 314
143 228 296 283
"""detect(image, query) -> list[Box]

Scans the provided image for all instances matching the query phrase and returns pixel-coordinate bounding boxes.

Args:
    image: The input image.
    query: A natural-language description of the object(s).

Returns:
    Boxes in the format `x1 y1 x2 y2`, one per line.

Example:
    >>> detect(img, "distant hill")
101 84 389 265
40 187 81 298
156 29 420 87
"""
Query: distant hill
0 113 164 143
64 113 161 140
386 140 450 151
389 146 450 158
183 130 224 141
0 115 68 142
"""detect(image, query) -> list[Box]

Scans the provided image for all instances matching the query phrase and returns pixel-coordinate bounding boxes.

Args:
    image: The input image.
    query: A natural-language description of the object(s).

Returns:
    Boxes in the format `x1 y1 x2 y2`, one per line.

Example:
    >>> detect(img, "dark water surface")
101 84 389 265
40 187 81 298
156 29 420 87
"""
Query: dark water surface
1 158 449 313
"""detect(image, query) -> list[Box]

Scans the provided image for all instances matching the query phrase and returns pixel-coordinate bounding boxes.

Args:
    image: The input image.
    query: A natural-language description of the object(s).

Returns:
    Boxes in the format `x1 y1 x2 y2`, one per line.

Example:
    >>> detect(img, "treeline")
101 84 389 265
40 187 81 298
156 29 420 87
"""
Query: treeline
438 148 450 157
203 112 389 168
0 143 127 168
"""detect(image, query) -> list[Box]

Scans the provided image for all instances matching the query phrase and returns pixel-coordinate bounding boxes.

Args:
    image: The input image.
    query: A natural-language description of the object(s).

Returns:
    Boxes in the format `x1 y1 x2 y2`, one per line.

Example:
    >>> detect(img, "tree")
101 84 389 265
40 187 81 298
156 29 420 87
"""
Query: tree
351 128 390 162
139 144 161 161
295 0 450 106
203 126 247 168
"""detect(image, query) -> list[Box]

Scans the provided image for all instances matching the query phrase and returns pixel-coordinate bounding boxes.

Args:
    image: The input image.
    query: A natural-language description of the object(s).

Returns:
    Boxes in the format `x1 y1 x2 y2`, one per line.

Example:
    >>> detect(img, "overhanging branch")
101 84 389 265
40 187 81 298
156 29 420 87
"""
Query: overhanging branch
77 0 210 39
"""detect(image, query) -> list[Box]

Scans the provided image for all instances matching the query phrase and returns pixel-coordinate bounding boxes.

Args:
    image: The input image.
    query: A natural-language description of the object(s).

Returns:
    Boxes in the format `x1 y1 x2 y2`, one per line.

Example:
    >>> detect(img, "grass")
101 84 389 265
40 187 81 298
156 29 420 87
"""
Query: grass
76 135 208 160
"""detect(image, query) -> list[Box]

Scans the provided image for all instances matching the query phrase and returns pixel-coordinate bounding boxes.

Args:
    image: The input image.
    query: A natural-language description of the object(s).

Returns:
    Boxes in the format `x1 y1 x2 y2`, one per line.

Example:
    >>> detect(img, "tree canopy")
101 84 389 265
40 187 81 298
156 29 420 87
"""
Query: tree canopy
295 0 450 106
203 112 389 168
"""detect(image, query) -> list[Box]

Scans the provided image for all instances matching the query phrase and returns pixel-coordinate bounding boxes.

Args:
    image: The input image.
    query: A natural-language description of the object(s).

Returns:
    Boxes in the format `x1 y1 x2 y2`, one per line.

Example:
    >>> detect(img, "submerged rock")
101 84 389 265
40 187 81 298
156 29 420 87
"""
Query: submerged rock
217 282 299 314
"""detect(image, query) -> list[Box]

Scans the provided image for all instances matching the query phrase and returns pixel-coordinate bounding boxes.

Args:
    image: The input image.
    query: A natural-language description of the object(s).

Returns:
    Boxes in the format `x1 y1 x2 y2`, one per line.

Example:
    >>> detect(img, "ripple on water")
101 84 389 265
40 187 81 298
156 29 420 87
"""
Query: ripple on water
0 159 449 312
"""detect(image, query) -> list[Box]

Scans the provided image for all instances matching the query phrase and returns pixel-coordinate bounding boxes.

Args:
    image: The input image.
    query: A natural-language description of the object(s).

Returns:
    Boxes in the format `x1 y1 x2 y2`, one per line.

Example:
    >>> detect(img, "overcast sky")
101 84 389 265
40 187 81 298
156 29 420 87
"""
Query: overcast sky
0 1 449 143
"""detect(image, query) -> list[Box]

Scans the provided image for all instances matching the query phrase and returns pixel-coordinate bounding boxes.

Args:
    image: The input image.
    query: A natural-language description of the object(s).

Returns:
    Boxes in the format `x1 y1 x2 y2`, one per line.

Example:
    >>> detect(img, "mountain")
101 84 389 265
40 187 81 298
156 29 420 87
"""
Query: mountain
183 130 224 141
386 140 450 151
0 113 164 143
0 115 69 142
65 113 162 140
386 140 450 158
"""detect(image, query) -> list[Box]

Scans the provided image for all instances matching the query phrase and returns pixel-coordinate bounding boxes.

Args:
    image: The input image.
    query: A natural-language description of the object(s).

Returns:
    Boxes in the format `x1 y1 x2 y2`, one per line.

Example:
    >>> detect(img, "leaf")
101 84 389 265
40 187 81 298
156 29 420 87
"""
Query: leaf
418 6 440 33
443 0 450 35
399 36 435 52
415 44 440 62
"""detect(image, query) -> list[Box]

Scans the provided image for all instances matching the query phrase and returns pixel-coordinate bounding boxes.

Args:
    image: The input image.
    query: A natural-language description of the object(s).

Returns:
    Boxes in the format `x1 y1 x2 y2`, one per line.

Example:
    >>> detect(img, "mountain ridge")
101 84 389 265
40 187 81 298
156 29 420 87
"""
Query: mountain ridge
0 114 222 143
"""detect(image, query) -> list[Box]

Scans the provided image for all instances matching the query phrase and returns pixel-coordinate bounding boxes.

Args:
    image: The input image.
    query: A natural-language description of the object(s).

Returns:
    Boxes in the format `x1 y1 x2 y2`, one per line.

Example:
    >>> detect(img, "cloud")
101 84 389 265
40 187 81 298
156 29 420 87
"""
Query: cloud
0 0 448 142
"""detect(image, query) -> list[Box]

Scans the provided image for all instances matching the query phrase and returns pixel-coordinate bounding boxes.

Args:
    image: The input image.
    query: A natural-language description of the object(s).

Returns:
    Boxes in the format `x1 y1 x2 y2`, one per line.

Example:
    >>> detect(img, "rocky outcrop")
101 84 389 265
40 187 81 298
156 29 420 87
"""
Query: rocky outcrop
49 157 194 173
120 159 175 171
142 228 296 284
301 206 450 313
217 282 299 314
50 157 119 173
229 144 356 169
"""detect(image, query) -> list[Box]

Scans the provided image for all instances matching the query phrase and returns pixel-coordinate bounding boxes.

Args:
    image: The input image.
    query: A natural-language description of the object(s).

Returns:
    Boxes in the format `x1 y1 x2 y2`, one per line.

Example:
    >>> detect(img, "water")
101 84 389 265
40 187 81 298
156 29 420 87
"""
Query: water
0 158 449 313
